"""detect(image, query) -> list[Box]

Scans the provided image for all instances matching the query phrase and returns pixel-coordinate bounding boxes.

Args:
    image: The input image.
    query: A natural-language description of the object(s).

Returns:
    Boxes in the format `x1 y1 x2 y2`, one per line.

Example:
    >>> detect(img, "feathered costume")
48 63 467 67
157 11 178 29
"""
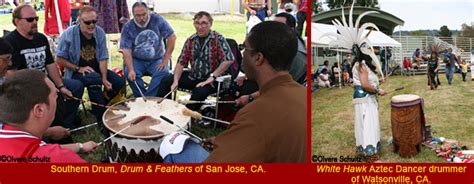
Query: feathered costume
320 1 383 161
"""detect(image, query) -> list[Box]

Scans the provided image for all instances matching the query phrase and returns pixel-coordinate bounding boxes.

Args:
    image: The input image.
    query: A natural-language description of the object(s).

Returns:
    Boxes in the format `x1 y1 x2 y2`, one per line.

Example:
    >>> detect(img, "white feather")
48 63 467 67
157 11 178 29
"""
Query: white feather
320 0 384 80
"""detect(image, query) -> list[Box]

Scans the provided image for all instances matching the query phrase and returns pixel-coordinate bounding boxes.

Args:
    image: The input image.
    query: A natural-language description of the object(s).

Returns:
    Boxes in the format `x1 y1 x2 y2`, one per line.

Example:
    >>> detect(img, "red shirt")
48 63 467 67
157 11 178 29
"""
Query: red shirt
0 124 85 163
403 59 412 69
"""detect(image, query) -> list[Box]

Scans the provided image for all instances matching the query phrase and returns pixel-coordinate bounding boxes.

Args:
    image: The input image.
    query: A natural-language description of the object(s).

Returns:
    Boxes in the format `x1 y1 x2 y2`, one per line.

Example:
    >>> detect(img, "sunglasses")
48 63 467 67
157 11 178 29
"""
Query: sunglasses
238 44 255 52
18 16 39 23
82 20 97 25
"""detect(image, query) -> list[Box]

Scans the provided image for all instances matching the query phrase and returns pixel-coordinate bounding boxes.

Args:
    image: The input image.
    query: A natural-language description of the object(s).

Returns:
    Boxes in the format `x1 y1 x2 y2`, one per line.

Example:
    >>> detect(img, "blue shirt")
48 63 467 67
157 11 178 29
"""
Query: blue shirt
120 13 174 61
446 53 458 69
56 24 108 79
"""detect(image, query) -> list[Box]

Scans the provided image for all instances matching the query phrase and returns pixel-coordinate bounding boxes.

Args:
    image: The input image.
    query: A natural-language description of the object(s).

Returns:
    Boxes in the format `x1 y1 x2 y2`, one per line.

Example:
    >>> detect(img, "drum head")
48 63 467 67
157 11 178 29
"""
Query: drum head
391 94 420 103
103 97 191 139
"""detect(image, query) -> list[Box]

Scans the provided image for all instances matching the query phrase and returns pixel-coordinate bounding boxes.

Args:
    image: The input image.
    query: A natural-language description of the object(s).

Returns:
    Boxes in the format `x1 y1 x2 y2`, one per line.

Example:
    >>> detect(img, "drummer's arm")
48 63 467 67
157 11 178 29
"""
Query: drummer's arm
212 60 233 77
99 60 112 90
61 141 98 153
173 63 185 83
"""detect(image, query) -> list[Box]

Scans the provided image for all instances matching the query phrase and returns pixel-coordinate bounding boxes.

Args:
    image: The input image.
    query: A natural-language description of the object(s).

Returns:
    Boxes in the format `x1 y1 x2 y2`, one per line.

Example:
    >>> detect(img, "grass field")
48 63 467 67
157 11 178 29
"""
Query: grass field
312 73 474 163
0 11 246 162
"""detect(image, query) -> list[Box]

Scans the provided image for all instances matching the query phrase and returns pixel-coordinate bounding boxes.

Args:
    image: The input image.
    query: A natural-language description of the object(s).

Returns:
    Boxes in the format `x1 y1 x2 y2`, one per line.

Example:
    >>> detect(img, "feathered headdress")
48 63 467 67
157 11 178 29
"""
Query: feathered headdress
320 1 383 79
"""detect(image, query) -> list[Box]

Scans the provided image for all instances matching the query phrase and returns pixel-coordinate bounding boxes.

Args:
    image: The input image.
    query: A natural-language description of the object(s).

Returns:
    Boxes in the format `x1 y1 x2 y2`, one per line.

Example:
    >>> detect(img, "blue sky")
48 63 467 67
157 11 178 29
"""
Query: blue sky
321 0 473 31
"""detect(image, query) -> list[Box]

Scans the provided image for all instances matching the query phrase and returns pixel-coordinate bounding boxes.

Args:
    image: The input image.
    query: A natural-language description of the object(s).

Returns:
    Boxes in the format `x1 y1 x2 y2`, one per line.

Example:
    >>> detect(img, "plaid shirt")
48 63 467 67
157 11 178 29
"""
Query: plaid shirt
178 31 235 81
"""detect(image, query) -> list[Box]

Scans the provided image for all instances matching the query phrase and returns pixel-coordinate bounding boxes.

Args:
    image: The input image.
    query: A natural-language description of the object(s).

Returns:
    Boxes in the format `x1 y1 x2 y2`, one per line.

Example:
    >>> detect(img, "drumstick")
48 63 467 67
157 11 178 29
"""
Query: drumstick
70 114 126 133
178 99 236 104
157 89 176 104
159 115 203 142
98 116 149 146
69 122 98 133
133 80 147 102
386 87 405 94
182 107 231 125
70 96 119 110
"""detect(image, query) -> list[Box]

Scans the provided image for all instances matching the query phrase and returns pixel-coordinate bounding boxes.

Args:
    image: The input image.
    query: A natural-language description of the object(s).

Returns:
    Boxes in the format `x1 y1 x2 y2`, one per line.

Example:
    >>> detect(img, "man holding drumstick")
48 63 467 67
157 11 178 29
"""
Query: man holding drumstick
161 21 307 163
0 70 97 163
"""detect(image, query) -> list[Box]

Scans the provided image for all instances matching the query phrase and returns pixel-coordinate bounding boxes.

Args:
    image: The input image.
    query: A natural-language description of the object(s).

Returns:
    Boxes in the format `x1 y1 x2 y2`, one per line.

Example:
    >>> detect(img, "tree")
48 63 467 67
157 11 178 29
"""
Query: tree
313 0 323 14
410 30 428 36
460 23 474 37
438 25 452 37
326 0 379 9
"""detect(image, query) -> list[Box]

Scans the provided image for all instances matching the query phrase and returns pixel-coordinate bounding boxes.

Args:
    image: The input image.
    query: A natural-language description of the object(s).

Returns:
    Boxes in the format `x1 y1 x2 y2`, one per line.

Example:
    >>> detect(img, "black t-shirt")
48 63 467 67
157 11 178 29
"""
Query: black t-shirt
5 30 54 73
79 32 100 73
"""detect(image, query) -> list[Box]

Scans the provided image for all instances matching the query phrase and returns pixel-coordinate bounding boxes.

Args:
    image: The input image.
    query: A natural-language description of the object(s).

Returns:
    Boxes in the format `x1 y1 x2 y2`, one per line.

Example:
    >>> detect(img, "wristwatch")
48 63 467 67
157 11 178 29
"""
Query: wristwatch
210 73 217 80
75 66 80 72
77 143 84 153
248 94 254 102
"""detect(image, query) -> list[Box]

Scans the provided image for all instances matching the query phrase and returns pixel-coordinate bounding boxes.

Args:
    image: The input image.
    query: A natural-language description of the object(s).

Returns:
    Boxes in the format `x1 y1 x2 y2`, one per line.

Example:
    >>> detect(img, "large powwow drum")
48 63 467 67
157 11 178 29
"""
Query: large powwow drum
103 97 190 162
391 94 426 158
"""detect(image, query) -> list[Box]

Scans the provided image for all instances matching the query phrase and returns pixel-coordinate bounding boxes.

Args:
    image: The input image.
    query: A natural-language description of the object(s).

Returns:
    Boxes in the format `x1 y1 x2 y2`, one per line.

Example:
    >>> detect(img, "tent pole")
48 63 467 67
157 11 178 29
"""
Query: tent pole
337 48 341 89
53 0 63 34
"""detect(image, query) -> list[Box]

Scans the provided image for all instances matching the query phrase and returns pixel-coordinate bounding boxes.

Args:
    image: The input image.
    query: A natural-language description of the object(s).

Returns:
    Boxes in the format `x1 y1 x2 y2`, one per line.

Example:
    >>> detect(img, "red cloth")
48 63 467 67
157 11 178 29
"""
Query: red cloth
403 58 412 69
44 0 71 35
0 124 85 163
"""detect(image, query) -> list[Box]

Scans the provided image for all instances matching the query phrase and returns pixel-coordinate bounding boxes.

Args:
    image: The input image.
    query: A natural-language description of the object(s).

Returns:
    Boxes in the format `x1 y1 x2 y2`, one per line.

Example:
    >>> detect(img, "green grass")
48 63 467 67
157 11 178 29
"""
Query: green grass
312 73 474 163
0 11 246 162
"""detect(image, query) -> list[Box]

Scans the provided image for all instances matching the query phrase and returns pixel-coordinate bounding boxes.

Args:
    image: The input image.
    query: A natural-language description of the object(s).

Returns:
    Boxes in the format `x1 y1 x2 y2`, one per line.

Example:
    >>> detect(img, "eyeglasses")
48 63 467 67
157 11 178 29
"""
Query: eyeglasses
18 16 39 23
82 20 97 25
238 44 255 52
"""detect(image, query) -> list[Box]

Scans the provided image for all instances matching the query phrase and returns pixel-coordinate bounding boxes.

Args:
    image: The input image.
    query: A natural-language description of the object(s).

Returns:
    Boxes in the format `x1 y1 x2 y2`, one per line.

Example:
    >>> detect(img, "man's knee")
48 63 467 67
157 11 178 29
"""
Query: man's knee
83 72 102 85
65 79 84 96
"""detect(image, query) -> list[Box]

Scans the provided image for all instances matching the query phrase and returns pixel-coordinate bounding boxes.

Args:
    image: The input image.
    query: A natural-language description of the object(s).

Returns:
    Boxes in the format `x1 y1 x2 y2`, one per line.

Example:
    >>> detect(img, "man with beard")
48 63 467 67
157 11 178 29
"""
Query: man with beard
5 5 84 141
121 2 176 97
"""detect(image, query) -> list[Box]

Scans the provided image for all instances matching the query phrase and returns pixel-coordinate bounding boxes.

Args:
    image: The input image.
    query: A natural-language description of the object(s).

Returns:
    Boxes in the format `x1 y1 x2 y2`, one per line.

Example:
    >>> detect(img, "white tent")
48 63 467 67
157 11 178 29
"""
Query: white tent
311 23 402 85
311 23 401 47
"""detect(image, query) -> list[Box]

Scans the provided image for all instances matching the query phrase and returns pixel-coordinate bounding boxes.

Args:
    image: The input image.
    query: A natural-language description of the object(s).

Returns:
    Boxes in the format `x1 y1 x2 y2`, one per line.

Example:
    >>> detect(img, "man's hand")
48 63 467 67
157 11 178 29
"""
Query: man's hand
78 66 95 74
102 79 112 91
156 60 169 71
45 126 70 141
171 81 178 92
250 9 256 15
201 136 215 150
378 89 387 96
235 95 250 106
235 75 246 86
196 77 214 88
81 141 98 153
267 10 272 16
128 70 136 81
59 87 73 99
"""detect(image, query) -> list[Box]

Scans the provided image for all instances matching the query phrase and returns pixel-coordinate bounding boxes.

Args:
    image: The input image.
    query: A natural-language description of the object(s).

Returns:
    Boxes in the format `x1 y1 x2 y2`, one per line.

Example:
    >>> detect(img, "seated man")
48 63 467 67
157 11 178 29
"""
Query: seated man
162 21 307 163
6 5 83 137
0 70 97 163
156 11 235 112
121 2 176 97
241 0 272 21
236 12 307 106
0 38 13 84
56 6 125 124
